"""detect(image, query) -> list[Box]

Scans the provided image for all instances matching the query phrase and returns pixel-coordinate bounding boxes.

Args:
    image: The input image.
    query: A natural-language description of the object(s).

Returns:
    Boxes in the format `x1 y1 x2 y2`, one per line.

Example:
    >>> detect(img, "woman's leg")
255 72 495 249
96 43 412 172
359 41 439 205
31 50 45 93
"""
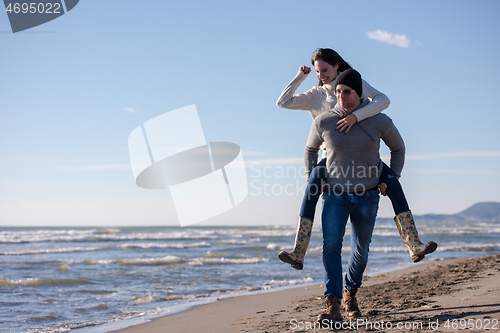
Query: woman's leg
299 158 327 220
278 159 327 270
379 162 437 262
379 162 409 215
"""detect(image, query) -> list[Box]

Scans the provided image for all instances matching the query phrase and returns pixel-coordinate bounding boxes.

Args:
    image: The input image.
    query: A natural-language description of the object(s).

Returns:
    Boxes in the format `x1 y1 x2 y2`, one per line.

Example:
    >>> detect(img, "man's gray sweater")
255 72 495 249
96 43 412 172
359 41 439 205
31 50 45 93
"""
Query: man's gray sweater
304 99 405 193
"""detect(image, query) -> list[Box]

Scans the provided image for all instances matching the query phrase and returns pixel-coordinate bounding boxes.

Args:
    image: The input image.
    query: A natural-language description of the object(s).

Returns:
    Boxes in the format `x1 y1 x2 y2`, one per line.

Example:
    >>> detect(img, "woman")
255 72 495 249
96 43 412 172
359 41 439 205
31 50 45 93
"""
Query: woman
276 48 437 270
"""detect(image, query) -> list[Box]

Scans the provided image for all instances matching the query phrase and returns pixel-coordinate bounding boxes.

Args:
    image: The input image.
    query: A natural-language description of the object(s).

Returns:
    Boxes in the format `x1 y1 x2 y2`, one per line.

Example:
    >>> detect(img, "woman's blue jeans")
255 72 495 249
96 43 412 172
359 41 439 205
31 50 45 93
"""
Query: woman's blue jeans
321 189 380 298
299 159 409 220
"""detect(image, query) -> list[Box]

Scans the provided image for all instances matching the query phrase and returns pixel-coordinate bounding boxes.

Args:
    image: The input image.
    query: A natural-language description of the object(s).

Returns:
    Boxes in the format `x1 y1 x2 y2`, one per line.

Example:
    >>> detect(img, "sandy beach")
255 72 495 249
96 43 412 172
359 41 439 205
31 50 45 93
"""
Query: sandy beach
112 253 500 332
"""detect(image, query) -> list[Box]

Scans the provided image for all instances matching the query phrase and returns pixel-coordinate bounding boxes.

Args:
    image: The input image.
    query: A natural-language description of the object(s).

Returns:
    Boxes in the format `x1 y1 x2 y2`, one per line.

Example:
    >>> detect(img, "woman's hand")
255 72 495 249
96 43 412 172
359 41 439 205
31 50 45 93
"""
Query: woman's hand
379 182 388 196
300 66 311 76
336 113 357 133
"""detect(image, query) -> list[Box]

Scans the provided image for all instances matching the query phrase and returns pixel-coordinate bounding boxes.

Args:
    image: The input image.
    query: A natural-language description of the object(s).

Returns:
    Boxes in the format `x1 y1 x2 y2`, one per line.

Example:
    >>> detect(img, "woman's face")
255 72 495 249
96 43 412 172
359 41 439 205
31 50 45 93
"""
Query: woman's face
314 59 338 85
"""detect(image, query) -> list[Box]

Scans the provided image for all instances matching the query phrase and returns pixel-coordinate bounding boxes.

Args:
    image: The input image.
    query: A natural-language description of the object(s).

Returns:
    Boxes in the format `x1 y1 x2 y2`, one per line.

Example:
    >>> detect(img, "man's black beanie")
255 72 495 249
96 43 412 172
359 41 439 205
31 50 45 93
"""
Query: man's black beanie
335 69 362 98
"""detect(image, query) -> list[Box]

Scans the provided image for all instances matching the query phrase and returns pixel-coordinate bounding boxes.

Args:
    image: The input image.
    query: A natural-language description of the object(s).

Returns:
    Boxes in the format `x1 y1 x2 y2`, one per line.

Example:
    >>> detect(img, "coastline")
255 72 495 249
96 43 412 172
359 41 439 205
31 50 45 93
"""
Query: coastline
111 253 500 332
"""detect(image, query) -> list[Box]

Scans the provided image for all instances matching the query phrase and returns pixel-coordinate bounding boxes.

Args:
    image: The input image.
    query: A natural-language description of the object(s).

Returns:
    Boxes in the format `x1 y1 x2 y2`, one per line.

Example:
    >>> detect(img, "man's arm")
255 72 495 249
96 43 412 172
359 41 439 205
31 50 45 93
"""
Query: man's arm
381 120 405 178
304 119 324 181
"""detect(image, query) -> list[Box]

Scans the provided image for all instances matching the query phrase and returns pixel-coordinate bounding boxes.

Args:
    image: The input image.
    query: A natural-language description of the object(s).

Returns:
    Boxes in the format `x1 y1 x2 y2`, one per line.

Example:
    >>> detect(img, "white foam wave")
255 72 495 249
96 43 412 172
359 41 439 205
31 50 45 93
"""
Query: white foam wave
128 295 155 305
266 243 282 250
0 228 220 243
0 246 105 256
0 276 93 288
187 257 269 266
369 246 407 253
117 255 185 266
220 238 261 245
437 242 500 252
263 277 314 288
117 242 210 249
372 230 399 237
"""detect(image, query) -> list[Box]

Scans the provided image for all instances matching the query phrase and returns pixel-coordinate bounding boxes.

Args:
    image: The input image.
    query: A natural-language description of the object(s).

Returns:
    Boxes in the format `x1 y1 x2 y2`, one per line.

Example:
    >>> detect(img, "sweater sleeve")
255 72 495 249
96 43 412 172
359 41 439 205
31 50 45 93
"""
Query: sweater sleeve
276 69 321 111
304 119 323 180
380 121 405 178
352 79 391 122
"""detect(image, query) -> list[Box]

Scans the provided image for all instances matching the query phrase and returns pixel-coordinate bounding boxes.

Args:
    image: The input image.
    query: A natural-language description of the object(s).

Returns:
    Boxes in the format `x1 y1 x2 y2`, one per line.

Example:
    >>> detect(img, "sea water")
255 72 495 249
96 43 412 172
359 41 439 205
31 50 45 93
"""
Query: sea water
1 219 499 332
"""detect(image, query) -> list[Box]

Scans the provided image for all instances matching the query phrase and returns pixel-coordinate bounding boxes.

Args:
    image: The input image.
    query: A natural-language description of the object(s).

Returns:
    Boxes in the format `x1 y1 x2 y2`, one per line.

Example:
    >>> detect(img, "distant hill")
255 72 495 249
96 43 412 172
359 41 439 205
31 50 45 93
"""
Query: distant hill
378 202 500 223
455 202 500 221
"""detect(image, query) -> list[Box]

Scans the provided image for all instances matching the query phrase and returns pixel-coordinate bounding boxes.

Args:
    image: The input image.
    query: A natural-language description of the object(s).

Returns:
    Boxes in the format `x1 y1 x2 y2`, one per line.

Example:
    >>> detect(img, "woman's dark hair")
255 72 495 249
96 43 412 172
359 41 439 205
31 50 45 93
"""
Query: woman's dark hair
311 48 352 86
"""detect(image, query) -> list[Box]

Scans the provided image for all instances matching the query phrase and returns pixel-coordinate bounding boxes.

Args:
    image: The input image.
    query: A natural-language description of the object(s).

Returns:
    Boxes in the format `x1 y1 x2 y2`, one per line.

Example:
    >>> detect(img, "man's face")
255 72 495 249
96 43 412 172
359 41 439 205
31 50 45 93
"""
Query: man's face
336 84 359 112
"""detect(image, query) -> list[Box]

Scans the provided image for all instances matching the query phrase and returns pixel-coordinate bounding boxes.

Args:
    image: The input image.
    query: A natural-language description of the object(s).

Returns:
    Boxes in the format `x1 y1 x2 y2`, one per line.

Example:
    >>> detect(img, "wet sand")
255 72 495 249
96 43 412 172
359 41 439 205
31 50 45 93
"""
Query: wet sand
112 254 500 332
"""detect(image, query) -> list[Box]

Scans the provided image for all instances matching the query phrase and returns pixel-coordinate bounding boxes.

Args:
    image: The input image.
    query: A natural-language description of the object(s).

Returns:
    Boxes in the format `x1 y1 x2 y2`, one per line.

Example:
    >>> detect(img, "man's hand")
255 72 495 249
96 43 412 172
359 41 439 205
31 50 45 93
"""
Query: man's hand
336 113 357 133
379 182 388 196
300 66 311 75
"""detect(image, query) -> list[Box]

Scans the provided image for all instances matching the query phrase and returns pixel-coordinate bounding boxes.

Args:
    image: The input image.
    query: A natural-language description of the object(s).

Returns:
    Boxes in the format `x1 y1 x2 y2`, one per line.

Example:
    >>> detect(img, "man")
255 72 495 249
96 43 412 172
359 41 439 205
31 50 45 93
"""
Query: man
304 69 405 322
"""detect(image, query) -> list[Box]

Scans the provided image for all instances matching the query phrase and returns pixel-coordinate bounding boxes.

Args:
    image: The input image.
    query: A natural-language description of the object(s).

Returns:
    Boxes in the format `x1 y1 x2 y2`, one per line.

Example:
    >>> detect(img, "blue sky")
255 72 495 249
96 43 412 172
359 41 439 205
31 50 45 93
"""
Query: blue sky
1 0 499 226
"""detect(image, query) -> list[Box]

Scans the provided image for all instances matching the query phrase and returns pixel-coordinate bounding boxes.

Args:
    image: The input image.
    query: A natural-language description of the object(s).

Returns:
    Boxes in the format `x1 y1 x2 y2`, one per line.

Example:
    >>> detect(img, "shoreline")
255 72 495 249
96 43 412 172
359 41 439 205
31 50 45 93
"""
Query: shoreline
110 254 500 333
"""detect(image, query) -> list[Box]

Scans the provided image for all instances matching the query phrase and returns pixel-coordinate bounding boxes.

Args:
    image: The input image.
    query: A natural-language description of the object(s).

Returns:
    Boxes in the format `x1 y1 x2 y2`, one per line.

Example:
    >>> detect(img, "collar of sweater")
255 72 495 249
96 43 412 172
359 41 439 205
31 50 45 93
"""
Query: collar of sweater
323 79 336 91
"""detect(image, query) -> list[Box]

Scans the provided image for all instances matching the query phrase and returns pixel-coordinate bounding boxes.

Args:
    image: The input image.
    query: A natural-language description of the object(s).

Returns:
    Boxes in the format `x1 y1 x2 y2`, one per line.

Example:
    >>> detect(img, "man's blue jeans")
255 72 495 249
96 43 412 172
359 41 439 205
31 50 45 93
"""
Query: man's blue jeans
300 159 407 220
321 189 380 299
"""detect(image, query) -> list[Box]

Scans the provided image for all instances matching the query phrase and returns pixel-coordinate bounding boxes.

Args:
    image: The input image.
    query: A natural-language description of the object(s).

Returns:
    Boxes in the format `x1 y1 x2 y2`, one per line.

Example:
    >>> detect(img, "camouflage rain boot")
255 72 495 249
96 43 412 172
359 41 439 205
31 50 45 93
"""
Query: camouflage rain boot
394 211 438 263
278 217 313 270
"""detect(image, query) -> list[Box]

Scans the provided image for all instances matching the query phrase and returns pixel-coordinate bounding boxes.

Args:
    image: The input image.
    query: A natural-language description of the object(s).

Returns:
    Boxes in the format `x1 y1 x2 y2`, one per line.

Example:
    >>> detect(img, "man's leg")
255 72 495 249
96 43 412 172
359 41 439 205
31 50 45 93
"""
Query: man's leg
318 190 350 322
343 189 379 318
321 191 350 298
345 189 379 290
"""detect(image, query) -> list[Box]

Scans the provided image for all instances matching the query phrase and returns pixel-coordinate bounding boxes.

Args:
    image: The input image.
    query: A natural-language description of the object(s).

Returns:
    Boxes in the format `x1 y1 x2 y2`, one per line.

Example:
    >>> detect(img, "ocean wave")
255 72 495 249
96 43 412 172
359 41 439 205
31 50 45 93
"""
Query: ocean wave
369 246 407 253
128 295 155 305
187 257 269 266
117 255 185 266
0 246 106 256
0 229 97 243
0 276 94 288
117 242 210 249
95 228 121 234
220 238 261 245
266 243 282 250
372 230 400 237
82 255 269 267
263 277 314 288
0 228 220 244
437 242 500 252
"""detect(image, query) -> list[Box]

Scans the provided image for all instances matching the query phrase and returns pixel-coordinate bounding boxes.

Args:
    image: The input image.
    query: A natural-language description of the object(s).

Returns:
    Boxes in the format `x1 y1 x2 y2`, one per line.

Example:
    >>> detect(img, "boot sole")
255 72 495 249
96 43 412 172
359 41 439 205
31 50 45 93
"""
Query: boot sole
317 314 343 322
412 242 438 263
278 252 303 270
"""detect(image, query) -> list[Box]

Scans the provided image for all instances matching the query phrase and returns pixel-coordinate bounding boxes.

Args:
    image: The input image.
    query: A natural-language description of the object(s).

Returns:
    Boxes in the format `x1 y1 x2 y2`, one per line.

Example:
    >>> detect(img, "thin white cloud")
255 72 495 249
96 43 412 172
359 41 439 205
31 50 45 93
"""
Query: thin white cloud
124 107 137 113
367 30 411 48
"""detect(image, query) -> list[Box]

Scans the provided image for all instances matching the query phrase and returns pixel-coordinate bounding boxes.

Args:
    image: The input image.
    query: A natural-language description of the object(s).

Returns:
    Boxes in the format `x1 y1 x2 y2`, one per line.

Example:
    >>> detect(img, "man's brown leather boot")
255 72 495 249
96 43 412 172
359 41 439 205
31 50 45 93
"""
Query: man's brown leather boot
317 295 343 322
343 289 361 317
